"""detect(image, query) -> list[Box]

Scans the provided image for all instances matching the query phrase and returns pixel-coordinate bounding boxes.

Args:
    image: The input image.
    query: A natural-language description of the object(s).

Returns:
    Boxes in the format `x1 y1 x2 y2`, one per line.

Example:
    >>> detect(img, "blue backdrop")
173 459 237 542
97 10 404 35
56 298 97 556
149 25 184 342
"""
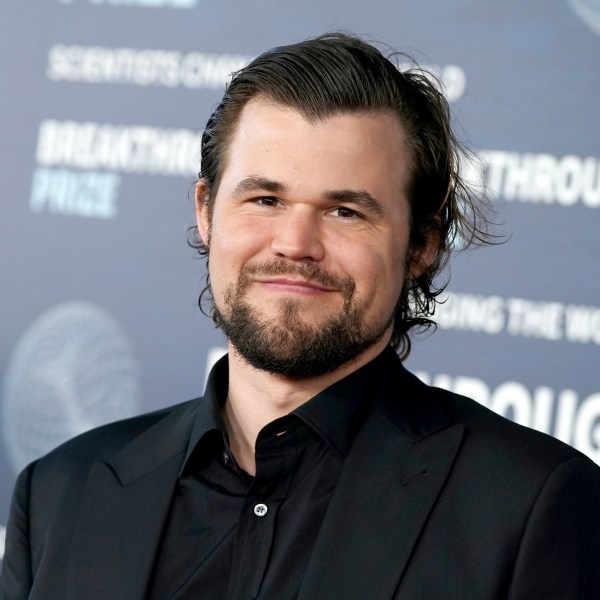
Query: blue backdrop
2 0 600 564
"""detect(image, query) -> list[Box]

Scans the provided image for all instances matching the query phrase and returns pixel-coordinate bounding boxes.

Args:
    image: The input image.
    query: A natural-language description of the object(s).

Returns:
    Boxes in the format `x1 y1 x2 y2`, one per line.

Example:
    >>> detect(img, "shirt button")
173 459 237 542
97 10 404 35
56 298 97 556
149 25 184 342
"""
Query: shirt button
254 503 268 517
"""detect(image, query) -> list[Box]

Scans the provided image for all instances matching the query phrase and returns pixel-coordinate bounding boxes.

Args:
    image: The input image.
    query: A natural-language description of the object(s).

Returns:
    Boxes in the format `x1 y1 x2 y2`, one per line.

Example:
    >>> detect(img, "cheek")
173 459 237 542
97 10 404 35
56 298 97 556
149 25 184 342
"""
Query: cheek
212 210 272 254
351 240 408 310
207 218 269 290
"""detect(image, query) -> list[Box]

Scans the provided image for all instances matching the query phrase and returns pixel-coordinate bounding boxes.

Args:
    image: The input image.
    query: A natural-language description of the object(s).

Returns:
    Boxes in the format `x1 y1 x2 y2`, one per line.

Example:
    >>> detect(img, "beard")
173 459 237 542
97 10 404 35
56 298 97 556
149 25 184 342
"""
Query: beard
214 258 393 377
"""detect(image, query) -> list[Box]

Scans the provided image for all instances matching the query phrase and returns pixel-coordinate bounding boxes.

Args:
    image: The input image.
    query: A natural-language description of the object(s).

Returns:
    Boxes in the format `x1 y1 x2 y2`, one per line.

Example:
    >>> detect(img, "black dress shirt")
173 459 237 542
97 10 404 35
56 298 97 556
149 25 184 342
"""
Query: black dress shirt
149 351 387 600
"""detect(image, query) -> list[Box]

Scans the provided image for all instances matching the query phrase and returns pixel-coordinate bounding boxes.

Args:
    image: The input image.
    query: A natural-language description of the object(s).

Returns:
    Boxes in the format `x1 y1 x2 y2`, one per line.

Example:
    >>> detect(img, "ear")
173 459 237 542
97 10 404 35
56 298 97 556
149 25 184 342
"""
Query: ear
408 229 440 280
195 180 211 246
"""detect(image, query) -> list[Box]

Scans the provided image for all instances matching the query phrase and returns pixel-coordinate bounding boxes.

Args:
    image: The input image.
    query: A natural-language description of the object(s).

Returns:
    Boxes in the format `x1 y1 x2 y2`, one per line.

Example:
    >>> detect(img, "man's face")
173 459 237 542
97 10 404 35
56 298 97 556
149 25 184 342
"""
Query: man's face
197 98 420 377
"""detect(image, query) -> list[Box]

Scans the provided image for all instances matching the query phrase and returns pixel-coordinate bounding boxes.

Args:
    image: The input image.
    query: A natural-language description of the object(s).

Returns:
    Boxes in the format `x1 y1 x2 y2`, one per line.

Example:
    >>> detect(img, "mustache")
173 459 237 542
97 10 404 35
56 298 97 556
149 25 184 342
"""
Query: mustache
240 259 354 293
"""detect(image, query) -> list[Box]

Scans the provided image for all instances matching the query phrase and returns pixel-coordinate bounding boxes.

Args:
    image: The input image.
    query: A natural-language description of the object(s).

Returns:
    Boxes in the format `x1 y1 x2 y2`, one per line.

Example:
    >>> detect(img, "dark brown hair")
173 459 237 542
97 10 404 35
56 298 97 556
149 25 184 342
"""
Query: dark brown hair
191 32 495 358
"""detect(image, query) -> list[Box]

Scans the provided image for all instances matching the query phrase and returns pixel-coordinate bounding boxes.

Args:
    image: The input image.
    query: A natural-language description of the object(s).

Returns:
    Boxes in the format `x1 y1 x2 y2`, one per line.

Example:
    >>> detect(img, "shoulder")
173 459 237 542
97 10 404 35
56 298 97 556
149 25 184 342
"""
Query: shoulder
433 383 584 470
24 398 200 507
41 398 196 464
383 359 597 482
426 380 600 513
381 363 600 526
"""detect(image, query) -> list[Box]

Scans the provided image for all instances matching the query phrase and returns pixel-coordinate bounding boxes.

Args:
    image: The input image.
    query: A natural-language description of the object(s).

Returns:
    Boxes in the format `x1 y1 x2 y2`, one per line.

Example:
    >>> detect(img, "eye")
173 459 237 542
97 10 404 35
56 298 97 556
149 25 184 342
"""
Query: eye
330 206 362 220
253 196 281 208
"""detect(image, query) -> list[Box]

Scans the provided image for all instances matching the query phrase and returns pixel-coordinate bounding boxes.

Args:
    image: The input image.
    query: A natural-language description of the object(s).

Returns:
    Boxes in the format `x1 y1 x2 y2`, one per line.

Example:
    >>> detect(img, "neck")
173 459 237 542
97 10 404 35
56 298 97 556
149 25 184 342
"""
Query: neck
223 336 390 475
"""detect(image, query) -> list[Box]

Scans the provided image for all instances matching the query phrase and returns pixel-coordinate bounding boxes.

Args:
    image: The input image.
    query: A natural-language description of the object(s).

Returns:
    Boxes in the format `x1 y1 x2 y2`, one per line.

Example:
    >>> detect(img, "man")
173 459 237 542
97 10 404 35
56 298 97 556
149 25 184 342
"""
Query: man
2 33 600 600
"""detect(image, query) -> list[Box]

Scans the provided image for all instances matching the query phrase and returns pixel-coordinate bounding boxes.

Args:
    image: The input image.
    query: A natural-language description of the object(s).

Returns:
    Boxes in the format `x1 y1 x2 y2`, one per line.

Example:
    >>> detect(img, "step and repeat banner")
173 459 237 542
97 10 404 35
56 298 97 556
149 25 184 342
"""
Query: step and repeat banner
1 0 599 563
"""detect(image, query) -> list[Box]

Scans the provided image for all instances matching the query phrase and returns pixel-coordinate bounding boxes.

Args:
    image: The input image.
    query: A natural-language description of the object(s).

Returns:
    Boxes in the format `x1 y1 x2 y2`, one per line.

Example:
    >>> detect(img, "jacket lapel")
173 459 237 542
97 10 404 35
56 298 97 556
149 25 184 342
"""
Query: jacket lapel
64 351 464 600
66 403 197 600
299 357 465 600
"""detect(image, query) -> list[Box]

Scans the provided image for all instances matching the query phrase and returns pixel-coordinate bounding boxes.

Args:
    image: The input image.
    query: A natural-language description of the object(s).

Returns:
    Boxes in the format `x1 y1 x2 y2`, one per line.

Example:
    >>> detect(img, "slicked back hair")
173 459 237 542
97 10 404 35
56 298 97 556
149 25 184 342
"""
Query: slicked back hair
192 32 494 359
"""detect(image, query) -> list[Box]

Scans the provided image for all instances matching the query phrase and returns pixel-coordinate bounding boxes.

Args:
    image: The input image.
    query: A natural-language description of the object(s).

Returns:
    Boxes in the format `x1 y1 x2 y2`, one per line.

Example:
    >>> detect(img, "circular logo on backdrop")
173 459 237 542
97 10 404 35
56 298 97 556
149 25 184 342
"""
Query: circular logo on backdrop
567 0 600 35
1 301 141 474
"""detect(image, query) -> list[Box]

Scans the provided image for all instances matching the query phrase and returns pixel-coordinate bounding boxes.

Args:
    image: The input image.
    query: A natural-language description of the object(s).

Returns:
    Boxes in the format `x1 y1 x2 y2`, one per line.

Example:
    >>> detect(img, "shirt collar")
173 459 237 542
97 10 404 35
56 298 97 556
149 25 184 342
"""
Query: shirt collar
179 354 229 475
292 346 392 457
181 346 394 473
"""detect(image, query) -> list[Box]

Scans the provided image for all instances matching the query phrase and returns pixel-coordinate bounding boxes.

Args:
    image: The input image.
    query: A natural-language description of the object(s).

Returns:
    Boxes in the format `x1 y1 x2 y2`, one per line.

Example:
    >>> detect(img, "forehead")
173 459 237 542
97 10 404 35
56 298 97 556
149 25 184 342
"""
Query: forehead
218 98 410 201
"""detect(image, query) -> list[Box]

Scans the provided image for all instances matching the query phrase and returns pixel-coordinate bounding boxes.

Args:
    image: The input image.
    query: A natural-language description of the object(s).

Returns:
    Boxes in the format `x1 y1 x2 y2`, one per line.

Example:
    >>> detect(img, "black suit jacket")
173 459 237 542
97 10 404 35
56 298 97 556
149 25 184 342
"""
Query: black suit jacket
2 349 600 599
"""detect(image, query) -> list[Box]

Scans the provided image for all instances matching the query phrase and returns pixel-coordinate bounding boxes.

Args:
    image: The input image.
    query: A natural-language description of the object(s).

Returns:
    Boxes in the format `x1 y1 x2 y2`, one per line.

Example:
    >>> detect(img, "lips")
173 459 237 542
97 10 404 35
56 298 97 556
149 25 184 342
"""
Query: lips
239 258 352 296
256 277 336 293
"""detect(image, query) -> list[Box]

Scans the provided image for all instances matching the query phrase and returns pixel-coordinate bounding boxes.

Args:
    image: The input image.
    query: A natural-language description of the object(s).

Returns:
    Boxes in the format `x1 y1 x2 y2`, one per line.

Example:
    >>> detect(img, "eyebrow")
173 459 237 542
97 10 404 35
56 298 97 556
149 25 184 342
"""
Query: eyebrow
231 176 287 197
231 175 385 217
324 189 385 217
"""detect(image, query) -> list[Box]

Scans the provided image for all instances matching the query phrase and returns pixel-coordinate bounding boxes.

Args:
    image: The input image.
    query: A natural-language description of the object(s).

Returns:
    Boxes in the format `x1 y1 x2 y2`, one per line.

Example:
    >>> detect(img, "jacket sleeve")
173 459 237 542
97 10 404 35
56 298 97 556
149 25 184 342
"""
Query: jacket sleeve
0 463 35 600
507 455 600 599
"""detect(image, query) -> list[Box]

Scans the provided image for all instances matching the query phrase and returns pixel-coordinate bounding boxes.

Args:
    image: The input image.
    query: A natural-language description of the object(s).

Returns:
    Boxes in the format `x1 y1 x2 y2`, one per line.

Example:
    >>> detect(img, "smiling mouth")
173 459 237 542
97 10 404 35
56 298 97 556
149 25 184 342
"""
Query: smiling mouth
255 278 337 294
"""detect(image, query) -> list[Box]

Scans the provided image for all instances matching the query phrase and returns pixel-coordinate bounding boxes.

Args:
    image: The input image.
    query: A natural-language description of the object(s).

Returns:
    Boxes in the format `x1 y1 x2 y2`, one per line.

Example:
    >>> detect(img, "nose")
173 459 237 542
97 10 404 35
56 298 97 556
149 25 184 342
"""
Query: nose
270 208 325 262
